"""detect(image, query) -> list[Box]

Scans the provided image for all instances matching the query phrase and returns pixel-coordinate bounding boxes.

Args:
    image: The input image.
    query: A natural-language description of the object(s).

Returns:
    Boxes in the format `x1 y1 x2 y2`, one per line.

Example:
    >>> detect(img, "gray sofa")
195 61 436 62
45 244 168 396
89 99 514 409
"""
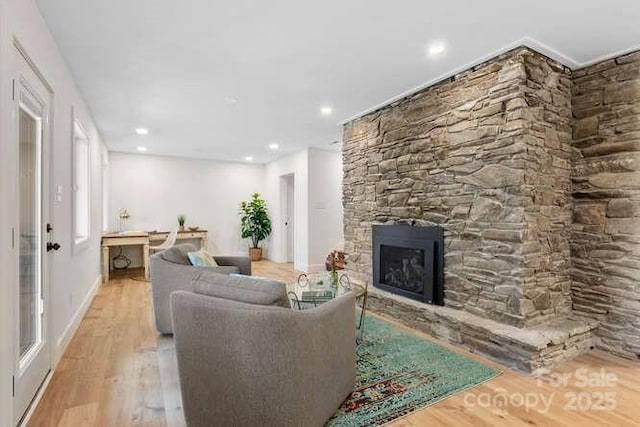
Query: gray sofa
170 272 356 427
149 243 251 334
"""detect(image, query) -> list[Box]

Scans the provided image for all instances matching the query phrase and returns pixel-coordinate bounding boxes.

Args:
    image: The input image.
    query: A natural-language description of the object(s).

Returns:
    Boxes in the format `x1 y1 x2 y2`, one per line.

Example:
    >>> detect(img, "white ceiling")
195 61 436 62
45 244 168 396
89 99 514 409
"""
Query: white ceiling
36 0 640 163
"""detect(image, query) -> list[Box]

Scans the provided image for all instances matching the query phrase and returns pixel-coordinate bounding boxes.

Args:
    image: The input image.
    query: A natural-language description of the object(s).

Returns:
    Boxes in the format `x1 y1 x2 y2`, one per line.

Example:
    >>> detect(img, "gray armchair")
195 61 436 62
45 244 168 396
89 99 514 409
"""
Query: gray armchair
170 272 356 427
149 243 251 334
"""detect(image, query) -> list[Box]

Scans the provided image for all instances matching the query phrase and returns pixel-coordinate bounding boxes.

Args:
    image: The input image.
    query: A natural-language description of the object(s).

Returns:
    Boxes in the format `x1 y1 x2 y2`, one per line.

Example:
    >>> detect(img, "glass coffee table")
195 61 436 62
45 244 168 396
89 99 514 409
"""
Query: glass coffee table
287 273 368 339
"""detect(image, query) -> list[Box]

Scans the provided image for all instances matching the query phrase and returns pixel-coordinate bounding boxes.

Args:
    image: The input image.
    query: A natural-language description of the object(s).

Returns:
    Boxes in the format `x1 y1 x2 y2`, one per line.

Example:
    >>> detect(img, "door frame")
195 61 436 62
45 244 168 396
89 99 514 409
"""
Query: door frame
10 38 55 427
279 173 295 263
286 175 295 263
0 3 13 424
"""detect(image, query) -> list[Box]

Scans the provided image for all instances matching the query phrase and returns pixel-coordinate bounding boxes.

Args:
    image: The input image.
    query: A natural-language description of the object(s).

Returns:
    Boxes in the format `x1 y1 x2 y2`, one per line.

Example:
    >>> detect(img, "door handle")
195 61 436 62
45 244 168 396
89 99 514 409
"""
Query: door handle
46 223 59 252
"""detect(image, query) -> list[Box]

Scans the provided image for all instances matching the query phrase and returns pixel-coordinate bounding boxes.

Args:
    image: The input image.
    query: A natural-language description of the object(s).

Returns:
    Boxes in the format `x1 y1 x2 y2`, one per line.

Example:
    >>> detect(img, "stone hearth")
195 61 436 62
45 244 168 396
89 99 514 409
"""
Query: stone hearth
343 46 640 373
366 287 598 374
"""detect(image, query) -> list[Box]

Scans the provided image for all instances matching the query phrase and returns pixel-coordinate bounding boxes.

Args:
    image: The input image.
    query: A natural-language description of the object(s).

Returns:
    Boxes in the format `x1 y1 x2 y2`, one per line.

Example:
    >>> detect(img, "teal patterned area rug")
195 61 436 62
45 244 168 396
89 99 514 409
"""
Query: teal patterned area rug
327 315 500 426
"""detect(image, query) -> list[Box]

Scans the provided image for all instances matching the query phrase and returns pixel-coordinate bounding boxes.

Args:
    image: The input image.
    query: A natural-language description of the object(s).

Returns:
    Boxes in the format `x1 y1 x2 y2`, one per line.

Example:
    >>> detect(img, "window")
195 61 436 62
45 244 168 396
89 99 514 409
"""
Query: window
102 145 109 233
73 118 90 250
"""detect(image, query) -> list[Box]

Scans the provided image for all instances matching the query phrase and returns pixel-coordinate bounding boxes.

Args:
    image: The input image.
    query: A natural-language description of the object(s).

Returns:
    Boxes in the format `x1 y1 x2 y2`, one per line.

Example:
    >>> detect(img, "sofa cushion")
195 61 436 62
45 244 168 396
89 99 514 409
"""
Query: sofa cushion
187 249 219 267
192 271 291 308
161 243 197 265
206 266 240 275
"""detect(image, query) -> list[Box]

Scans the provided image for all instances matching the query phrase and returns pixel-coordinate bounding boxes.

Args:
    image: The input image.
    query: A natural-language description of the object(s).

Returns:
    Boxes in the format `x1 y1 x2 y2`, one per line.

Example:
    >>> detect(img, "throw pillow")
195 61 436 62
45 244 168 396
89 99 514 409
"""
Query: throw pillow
187 249 219 267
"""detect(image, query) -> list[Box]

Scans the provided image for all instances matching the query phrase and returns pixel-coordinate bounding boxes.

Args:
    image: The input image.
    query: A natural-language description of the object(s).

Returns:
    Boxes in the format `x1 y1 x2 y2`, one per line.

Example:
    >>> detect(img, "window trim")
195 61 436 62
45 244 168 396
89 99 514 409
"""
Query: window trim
101 146 109 234
71 109 91 254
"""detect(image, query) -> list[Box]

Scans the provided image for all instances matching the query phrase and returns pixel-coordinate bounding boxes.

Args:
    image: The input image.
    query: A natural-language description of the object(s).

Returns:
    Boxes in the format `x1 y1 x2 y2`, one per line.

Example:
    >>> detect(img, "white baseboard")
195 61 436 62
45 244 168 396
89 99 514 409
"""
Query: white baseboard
305 263 326 273
53 275 101 366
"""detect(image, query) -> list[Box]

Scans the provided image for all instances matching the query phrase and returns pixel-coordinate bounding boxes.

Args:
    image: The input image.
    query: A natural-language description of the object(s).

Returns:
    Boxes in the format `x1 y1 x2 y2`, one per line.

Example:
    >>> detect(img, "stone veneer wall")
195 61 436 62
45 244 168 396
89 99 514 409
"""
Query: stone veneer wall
343 47 573 328
520 52 574 323
571 51 640 360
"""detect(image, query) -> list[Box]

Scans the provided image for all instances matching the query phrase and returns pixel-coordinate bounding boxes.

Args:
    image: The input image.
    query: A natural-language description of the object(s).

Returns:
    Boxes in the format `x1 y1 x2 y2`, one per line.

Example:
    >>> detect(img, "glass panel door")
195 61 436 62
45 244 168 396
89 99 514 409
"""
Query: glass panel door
18 106 42 363
13 46 51 427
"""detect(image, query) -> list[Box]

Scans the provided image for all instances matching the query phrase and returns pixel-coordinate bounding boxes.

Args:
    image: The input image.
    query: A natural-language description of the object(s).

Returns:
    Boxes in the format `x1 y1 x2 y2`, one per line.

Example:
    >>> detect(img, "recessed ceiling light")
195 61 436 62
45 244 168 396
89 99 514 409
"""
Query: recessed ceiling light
245 156 253 162
224 96 238 104
428 42 446 57
135 128 149 135
136 146 147 152
320 106 333 116
269 143 279 150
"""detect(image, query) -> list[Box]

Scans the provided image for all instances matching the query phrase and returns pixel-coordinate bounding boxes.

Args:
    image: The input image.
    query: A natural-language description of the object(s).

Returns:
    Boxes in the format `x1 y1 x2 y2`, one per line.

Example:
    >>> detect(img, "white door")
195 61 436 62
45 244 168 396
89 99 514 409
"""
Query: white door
285 175 295 263
279 174 295 263
12 47 52 426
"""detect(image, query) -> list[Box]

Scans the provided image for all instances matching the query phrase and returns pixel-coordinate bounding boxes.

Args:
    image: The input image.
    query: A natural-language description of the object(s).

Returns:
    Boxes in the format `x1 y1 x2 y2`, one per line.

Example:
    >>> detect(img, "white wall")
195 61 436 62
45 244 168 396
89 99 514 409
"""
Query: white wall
0 0 106 425
264 148 343 272
108 152 265 263
308 148 344 271
264 150 309 269
110 149 343 272
111 149 343 272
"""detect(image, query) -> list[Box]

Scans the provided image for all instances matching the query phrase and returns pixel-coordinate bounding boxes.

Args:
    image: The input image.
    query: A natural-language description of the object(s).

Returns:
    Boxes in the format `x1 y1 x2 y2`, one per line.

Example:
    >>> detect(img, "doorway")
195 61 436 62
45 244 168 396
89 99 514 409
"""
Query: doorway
12 45 53 426
280 174 295 263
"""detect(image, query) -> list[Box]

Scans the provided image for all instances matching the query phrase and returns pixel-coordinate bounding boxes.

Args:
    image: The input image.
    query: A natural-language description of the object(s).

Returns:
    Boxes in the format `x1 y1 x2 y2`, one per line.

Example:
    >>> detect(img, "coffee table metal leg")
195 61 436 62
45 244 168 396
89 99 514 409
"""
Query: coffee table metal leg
288 291 302 310
356 291 368 343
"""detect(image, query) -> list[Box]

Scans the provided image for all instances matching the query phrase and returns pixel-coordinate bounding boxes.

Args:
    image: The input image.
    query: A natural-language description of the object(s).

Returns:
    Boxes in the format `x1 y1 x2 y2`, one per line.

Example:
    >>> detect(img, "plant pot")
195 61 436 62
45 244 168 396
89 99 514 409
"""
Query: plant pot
249 247 262 261
179 225 185 232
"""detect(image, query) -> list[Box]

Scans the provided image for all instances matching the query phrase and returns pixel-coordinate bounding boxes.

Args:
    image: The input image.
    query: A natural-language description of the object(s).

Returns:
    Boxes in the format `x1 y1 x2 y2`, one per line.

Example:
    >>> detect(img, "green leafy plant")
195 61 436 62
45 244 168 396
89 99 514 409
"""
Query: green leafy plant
239 193 272 248
177 214 186 227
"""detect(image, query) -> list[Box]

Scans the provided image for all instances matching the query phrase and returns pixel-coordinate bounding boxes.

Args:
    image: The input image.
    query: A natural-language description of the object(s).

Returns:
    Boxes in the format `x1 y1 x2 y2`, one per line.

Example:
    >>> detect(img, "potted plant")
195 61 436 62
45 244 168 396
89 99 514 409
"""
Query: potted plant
239 193 272 261
177 214 186 232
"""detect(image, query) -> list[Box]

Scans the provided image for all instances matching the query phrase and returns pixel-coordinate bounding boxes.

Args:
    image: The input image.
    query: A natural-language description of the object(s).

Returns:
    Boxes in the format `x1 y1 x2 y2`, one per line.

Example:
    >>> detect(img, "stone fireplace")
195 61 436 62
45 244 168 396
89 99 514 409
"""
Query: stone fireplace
372 224 443 305
342 46 640 373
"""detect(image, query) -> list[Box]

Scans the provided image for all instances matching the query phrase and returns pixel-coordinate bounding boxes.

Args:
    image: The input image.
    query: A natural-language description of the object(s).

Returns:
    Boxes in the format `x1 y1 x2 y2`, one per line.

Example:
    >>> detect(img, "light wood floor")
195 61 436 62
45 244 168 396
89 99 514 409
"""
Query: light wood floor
27 261 640 426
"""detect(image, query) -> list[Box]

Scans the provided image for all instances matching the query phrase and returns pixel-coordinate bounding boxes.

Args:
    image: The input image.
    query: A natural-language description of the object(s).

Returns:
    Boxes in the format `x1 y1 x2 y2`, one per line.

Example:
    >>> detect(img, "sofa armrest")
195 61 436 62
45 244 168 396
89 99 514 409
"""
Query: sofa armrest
213 256 252 276
150 256 200 334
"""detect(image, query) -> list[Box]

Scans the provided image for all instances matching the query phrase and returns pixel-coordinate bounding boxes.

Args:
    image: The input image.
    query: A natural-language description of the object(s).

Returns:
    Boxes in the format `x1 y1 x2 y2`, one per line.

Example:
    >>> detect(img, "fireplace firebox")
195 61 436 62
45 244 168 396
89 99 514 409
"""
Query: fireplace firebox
373 225 444 305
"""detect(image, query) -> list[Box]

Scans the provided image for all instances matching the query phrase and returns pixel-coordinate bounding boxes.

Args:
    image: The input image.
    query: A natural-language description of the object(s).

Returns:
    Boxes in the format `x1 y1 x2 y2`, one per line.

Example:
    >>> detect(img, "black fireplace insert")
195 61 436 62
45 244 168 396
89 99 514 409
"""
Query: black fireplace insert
373 224 444 305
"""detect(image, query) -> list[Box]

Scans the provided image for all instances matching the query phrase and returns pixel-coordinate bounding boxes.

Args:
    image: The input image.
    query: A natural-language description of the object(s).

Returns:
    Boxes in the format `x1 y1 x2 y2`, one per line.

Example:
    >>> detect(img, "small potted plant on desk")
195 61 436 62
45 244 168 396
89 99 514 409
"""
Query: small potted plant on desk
177 214 186 232
239 193 272 261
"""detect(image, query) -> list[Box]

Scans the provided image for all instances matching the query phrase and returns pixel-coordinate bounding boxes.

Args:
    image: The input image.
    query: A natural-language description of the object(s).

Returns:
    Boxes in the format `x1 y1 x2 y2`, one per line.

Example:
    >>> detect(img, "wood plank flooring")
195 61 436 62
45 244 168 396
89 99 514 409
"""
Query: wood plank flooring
27 261 640 426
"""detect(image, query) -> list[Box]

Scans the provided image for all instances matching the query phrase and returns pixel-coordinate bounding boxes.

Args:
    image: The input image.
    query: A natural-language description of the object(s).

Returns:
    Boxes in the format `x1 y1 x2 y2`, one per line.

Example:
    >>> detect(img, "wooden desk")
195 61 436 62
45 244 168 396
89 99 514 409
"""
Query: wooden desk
101 230 208 283
149 230 208 249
